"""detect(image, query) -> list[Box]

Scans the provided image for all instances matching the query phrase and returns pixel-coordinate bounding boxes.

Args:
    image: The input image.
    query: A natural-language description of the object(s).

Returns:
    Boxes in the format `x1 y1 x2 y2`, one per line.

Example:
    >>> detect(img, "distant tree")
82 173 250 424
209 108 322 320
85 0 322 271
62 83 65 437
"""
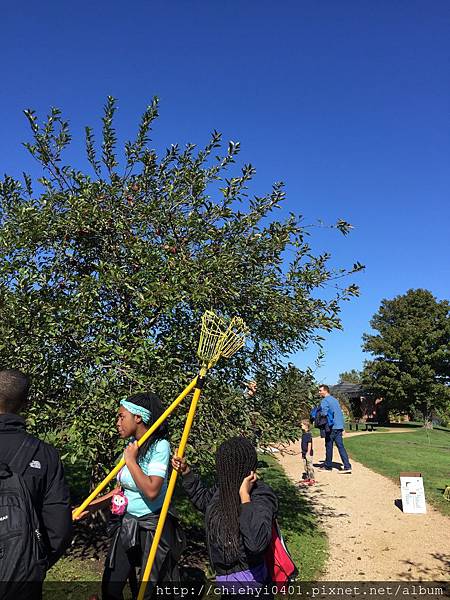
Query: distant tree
0 98 362 483
362 289 450 427
338 369 362 384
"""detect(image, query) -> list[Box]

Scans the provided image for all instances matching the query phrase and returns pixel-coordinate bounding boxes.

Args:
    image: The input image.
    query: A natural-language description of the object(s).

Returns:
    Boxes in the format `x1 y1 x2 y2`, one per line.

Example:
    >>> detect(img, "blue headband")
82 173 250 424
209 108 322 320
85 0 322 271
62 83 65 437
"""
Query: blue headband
120 399 152 424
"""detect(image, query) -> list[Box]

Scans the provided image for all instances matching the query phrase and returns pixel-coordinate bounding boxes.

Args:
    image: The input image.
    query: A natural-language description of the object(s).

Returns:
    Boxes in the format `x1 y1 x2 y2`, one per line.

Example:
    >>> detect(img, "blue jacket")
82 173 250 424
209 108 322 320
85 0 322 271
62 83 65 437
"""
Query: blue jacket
320 395 345 430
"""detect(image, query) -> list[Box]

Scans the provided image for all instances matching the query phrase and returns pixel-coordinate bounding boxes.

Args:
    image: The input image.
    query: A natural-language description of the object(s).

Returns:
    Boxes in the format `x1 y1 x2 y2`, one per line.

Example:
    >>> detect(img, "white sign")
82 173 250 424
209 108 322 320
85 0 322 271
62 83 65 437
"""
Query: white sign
400 472 426 514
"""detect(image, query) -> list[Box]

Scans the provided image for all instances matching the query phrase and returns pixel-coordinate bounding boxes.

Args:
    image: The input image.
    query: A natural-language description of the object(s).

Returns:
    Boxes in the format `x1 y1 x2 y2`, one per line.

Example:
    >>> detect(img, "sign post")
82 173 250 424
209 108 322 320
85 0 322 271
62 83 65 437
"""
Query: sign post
399 472 427 514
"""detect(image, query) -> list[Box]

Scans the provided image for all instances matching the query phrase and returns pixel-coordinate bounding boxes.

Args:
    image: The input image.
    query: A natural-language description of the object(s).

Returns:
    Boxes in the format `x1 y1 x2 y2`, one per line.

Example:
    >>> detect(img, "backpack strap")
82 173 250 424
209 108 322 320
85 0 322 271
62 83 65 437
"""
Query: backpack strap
8 436 40 476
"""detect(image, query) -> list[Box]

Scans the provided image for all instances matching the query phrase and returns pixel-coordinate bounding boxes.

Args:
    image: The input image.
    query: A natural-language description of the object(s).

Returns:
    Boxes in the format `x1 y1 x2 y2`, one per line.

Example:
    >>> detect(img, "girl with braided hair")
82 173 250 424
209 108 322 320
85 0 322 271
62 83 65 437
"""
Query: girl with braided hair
172 436 278 590
75 392 185 599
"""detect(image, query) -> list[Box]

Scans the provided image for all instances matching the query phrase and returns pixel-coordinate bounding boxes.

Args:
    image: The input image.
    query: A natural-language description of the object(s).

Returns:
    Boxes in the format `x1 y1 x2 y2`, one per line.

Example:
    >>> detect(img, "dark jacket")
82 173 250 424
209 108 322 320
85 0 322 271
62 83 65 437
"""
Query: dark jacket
105 510 186 593
0 413 72 568
182 470 277 576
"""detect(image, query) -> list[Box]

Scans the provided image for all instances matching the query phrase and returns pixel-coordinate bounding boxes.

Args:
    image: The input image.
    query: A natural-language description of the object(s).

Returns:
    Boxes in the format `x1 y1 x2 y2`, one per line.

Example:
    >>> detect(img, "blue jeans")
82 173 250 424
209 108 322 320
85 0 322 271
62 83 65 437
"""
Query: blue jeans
325 429 351 470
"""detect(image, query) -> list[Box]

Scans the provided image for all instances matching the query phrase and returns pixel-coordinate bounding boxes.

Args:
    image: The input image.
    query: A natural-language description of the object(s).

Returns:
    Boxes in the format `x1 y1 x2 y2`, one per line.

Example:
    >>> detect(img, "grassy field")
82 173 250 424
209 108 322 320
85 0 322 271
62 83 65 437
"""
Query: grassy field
46 451 326 591
344 428 450 516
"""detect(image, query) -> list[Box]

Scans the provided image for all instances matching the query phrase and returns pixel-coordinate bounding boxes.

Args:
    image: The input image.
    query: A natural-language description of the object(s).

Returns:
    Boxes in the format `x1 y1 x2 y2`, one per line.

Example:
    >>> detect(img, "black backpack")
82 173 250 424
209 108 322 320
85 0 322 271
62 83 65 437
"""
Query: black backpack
0 437 48 596
310 405 328 429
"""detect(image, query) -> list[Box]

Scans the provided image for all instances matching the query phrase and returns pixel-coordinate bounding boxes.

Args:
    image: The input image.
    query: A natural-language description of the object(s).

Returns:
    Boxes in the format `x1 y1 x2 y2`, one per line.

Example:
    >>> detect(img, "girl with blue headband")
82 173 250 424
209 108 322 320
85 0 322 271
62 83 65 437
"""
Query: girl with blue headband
75 392 185 599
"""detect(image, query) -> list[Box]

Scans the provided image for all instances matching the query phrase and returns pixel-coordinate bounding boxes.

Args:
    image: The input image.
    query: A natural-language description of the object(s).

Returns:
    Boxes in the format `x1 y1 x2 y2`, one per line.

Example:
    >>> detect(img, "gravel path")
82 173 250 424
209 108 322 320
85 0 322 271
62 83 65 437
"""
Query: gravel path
275 431 450 580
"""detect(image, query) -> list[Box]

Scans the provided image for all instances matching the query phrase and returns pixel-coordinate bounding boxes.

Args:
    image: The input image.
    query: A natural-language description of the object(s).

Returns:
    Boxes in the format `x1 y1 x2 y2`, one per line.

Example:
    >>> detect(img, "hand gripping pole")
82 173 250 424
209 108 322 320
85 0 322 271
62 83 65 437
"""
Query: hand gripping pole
72 376 198 520
137 370 206 600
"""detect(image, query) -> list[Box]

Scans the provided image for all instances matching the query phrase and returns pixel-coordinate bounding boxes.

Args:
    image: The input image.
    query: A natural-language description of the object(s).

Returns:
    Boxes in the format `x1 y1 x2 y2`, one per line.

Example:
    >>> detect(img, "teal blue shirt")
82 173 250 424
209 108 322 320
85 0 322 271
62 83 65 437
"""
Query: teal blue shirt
118 438 170 517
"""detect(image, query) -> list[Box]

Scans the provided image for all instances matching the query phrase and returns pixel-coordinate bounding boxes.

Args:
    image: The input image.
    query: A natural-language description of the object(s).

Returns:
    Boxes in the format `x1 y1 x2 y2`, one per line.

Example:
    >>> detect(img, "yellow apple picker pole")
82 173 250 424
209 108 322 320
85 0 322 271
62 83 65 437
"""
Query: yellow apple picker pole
137 311 248 600
72 375 198 520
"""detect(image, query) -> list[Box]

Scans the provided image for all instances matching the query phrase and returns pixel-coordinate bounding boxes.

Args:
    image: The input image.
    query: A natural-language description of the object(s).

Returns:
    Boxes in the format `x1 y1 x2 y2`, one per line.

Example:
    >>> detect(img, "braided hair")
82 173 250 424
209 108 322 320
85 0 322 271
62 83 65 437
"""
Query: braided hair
207 437 258 563
126 392 168 458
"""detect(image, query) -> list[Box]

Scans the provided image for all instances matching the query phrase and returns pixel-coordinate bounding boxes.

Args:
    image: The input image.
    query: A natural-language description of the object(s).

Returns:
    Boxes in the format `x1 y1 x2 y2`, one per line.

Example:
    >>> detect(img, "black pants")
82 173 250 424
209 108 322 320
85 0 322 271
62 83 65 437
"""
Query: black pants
0 582 43 600
102 527 176 600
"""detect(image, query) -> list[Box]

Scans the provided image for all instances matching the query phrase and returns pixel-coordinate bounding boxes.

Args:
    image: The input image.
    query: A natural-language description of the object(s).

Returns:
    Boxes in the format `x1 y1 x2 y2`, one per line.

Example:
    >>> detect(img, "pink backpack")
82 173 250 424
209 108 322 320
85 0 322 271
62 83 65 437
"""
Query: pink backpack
265 519 298 590
111 489 128 515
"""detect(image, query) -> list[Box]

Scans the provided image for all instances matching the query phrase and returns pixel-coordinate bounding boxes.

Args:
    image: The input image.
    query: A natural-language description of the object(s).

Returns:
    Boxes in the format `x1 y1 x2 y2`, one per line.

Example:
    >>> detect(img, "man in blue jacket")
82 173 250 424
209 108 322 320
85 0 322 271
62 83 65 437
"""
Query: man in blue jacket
319 384 352 473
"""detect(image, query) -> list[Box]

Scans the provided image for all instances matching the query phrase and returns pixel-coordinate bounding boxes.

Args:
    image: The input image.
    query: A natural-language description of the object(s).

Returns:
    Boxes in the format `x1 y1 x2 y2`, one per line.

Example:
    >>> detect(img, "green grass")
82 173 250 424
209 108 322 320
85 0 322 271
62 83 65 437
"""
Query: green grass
258 454 328 579
344 428 450 516
46 556 102 581
343 421 450 434
44 557 103 599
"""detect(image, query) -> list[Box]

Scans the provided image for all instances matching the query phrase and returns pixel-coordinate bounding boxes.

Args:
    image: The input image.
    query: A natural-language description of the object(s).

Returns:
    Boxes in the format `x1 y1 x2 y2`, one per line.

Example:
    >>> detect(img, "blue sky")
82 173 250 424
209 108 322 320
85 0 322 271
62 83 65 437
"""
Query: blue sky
2 1 449 383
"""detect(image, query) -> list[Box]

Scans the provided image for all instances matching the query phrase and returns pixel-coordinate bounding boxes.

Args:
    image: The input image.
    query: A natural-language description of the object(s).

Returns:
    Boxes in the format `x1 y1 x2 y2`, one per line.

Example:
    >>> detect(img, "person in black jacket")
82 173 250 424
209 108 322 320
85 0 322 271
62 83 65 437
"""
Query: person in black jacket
172 436 277 590
0 369 72 589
